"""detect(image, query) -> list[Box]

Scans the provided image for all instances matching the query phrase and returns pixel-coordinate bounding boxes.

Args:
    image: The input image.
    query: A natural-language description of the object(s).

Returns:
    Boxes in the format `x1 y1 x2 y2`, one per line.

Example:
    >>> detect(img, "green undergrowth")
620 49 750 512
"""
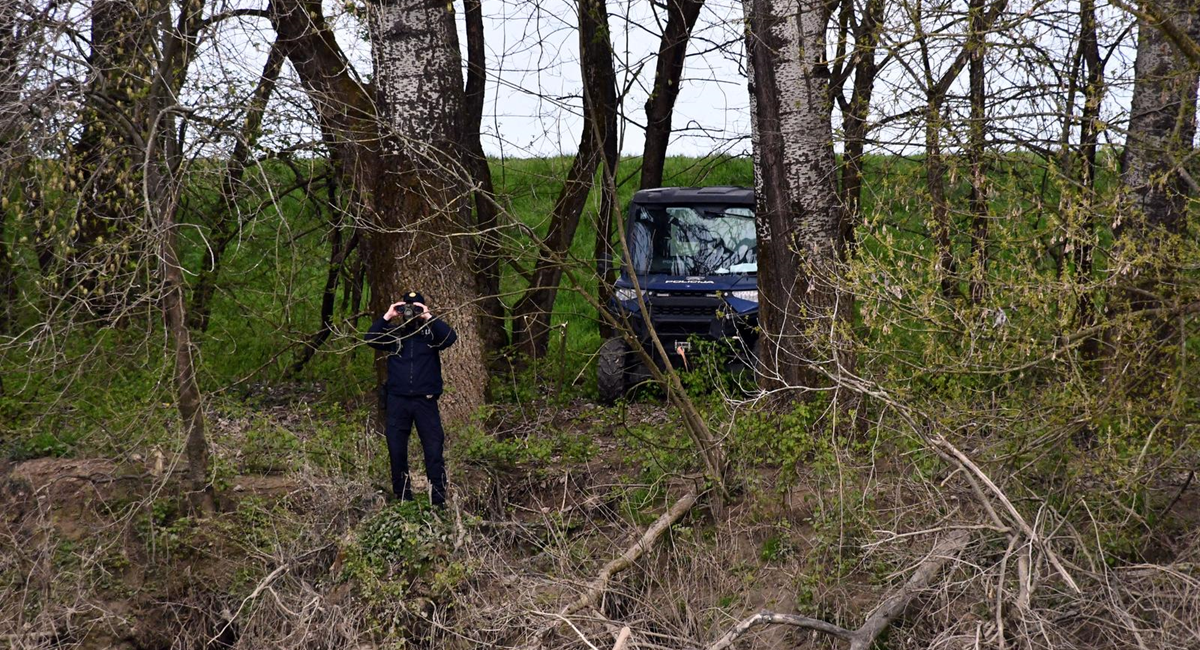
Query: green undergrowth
457 418 600 471
342 497 474 620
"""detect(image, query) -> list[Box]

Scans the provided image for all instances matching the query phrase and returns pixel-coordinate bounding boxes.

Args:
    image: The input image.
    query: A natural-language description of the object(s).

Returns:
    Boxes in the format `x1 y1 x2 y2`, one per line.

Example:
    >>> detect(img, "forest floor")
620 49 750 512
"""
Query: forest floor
2 387 1199 649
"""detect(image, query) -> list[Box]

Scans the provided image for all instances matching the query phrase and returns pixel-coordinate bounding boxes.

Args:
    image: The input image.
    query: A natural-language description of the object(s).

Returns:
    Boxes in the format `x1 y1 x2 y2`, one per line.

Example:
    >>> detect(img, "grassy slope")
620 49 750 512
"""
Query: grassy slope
0 151 1121 455
3 152 1198 649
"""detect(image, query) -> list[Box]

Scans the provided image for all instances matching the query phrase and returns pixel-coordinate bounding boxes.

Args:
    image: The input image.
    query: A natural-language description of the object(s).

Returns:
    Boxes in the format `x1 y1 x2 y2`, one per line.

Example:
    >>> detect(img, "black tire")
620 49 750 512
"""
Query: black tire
597 337 628 405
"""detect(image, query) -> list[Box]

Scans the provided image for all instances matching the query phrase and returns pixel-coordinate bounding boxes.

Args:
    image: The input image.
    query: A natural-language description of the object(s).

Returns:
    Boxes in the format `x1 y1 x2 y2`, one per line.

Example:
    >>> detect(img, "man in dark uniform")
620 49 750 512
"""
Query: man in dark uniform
365 291 457 506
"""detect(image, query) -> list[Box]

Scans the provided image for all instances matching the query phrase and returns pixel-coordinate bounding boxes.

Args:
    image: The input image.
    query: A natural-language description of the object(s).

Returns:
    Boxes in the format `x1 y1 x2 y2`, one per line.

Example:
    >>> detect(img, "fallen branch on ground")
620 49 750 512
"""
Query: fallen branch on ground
561 483 701 617
706 529 971 650
528 482 702 648
707 612 855 649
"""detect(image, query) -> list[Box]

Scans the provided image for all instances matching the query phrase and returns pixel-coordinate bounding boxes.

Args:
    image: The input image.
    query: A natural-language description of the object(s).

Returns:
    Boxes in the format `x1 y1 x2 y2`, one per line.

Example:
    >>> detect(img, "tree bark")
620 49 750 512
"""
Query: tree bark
0 0 22 335
639 0 704 190
68 0 169 302
142 0 215 514
966 0 989 304
744 0 849 393
592 0 621 342
1118 1 1199 238
837 0 884 254
1076 0 1103 358
367 0 486 422
512 0 617 359
269 0 377 193
463 0 508 359
1104 0 1200 367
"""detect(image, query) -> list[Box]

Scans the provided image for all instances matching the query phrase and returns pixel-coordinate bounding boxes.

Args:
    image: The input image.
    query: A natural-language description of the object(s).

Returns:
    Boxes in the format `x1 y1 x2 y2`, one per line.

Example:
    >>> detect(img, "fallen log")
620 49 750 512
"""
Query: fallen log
528 482 702 648
706 529 971 650
561 484 700 617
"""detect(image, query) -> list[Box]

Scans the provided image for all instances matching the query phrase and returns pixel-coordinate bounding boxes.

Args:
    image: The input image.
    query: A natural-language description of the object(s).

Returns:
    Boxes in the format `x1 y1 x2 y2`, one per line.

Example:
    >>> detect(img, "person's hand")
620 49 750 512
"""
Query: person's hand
383 301 406 321
412 302 432 320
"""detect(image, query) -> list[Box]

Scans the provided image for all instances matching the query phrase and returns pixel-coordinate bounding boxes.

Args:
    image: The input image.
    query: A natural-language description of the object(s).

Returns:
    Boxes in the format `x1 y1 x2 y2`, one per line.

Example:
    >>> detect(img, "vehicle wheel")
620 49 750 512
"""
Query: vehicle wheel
597 337 628 405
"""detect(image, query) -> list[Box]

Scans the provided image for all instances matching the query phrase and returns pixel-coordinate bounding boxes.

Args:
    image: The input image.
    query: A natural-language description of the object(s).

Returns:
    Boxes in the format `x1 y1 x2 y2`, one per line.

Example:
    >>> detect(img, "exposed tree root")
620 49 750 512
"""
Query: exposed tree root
706 529 971 650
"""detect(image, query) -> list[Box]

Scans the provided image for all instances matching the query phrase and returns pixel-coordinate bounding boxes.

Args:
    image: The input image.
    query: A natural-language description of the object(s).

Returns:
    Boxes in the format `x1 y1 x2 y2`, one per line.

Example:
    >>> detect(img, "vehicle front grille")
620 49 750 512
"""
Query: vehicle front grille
653 290 717 298
654 304 717 317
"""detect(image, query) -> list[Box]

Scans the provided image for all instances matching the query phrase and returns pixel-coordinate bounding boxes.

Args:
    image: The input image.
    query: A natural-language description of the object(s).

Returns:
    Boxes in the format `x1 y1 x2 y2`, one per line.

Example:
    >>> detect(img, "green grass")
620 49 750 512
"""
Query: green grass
0 148 1184 470
0 154 758 458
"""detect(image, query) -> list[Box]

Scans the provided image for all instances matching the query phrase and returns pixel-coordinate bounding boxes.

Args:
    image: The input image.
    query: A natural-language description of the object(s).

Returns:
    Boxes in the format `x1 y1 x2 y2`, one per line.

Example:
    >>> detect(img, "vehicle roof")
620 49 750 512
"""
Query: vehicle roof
630 185 754 205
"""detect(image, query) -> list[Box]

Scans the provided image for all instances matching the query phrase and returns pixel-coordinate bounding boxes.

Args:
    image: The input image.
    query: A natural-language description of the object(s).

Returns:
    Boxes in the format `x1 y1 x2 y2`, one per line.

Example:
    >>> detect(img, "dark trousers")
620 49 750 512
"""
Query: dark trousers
384 394 447 505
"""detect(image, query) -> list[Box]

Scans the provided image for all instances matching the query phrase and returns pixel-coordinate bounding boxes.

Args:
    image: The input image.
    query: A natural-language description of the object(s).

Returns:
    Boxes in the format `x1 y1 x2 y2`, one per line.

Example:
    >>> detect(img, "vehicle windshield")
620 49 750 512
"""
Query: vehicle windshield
626 205 756 276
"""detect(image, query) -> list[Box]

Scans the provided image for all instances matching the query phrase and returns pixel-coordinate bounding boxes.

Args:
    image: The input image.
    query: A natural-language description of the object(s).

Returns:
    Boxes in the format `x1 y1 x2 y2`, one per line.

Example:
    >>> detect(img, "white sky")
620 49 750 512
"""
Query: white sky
146 0 1145 160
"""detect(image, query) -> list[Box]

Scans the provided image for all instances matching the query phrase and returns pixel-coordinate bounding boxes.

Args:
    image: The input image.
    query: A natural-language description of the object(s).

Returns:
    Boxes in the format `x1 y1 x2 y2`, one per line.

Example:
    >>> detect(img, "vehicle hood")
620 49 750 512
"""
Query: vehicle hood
615 274 756 292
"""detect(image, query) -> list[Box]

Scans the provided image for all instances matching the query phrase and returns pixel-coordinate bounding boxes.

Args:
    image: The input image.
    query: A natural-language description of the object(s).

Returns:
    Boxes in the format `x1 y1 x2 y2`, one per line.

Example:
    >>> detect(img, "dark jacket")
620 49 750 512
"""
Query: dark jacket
365 317 458 396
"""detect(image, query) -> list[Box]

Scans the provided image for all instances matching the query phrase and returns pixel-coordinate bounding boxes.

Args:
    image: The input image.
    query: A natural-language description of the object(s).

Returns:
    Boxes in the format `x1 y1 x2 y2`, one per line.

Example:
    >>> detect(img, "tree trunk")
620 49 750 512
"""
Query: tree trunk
270 0 383 404
1105 0 1200 366
189 40 285 332
289 222 359 377
463 0 508 359
511 130 598 360
915 0 1007 301
144 0 215 515
639 0 704 190
966 0 989 304
69 0 161 300
591 0 621 342
837 0 884 254
0 0 21 335
926 101 958 299
512 0 617 359
269 0 377 198
1076 0 1102 358
160 190 215 515
367 0 485 423
744 0 849 393
1118 1 1199 237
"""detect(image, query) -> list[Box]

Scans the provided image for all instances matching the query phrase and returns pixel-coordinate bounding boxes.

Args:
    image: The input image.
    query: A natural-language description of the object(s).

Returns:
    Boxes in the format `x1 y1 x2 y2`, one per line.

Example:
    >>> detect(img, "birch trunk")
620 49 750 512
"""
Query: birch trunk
1118 0 1200 238
1104 0 1200 370
744 0 849 393
368 0 485 423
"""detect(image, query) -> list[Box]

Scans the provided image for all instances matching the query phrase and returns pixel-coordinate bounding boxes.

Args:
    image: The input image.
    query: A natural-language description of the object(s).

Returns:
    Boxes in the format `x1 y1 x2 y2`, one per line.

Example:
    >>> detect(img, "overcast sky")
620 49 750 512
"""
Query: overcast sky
184 0 1143 160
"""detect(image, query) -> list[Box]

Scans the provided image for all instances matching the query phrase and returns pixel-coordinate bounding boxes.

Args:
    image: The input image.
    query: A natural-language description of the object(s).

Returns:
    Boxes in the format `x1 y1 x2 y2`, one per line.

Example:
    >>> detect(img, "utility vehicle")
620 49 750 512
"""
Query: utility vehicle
598 186 758 404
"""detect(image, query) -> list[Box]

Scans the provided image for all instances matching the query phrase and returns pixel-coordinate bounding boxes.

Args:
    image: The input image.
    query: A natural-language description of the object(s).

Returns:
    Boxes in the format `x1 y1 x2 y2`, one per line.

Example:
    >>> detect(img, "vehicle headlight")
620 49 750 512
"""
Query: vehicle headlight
615 288 643 302
730 290 758 302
